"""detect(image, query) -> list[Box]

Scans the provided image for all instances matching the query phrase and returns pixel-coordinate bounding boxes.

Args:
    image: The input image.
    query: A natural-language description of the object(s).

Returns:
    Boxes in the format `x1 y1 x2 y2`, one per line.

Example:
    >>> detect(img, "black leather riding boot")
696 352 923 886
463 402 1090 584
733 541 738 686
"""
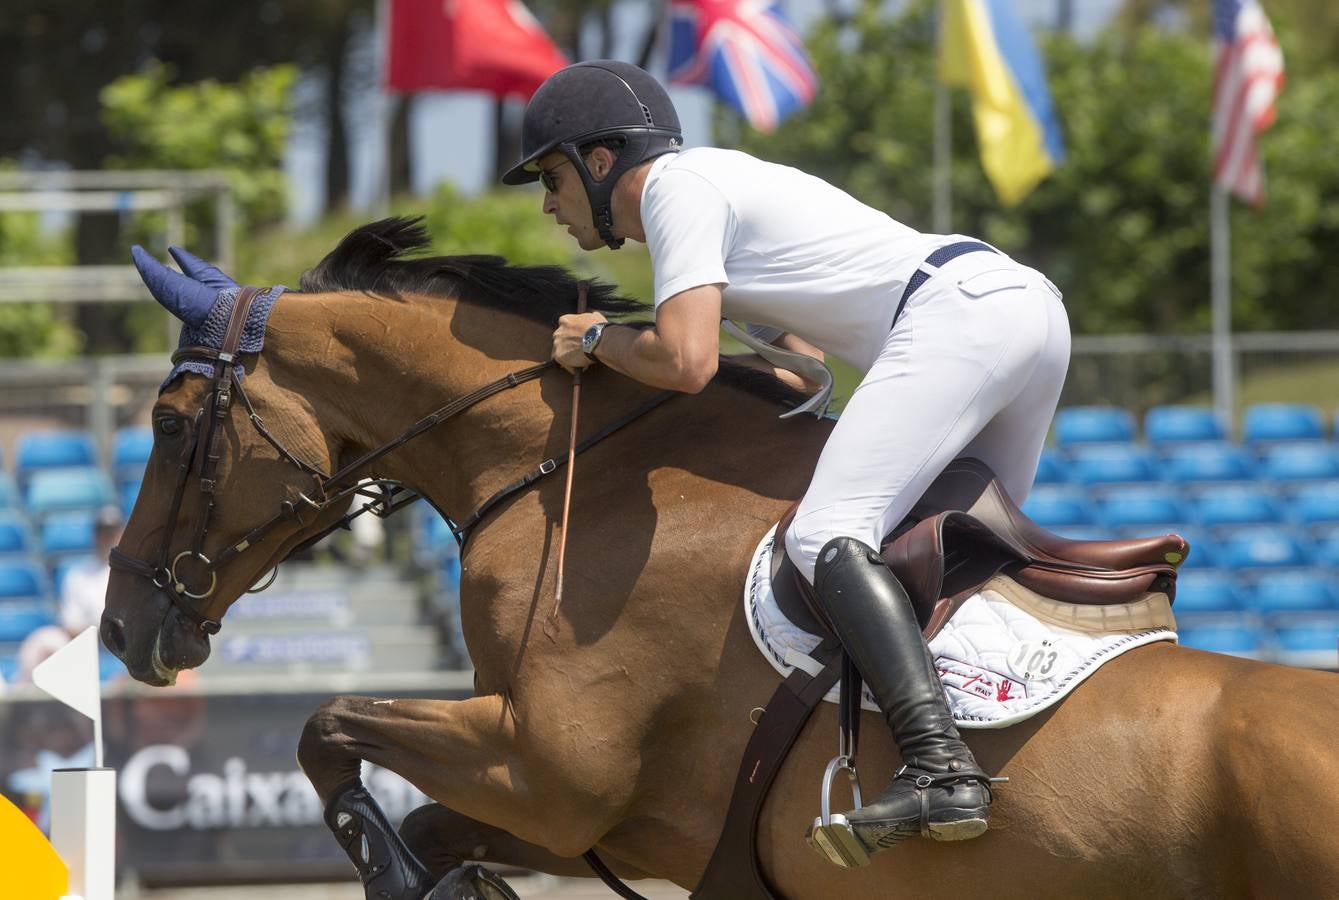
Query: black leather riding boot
326 779 435 900
814 536 994 852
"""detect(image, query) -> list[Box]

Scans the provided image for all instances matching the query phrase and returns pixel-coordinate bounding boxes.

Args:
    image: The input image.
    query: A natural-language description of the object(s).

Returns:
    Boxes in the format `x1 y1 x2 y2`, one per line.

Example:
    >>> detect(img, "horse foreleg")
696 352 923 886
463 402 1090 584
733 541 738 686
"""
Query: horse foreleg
296 693 613 900
400 802 654 881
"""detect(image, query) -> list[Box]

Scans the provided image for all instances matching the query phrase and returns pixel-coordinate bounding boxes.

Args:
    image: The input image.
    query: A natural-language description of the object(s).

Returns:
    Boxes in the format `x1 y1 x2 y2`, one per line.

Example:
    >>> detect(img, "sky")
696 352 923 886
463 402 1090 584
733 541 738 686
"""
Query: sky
284 0 1126 225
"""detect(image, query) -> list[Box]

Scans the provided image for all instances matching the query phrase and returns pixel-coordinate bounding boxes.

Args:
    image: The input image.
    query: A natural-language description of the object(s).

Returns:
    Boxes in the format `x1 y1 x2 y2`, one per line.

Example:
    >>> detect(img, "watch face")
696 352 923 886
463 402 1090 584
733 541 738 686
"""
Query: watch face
583 323 603 353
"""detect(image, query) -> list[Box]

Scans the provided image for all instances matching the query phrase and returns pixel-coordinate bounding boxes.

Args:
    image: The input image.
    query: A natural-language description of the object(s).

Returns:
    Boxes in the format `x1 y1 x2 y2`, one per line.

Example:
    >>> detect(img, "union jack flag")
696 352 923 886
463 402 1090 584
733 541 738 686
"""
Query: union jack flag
667 0 817 133
1212 0 1284 206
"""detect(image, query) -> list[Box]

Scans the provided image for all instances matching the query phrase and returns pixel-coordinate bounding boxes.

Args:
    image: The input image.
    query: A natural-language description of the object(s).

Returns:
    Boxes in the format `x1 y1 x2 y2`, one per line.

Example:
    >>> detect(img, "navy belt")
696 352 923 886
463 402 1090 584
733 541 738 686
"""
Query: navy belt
891 240 996 328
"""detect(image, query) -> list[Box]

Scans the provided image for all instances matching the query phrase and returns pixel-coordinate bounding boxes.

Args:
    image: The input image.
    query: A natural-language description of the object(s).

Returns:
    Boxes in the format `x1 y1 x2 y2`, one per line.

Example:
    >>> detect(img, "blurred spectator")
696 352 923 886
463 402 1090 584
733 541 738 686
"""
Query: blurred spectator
15 506 122 682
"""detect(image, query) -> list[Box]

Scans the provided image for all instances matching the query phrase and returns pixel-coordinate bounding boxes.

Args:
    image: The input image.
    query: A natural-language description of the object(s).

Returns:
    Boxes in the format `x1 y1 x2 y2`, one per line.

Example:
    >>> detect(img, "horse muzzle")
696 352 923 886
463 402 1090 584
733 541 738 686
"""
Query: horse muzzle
101 592 212 686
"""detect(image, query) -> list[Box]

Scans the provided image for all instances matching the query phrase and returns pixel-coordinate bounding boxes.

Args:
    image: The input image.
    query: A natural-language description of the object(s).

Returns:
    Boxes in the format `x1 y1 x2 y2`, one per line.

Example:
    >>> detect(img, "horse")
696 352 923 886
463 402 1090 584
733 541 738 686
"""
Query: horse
102 218 1339 899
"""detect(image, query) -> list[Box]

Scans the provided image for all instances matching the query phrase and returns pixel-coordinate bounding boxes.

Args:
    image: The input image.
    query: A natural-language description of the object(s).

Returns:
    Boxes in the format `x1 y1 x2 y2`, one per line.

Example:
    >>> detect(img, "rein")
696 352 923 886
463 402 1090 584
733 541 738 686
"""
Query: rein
109 285 671 635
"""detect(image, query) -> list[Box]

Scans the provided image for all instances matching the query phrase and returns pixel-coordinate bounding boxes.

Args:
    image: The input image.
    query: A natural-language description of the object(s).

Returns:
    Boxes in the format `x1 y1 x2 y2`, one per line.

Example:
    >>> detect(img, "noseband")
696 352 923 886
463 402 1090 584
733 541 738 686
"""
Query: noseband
109 285 557 635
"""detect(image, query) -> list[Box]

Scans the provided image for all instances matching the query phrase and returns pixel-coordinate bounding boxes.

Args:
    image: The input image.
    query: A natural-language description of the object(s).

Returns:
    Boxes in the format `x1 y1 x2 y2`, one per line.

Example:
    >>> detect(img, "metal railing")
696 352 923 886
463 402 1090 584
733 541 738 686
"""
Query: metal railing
0 169 235 304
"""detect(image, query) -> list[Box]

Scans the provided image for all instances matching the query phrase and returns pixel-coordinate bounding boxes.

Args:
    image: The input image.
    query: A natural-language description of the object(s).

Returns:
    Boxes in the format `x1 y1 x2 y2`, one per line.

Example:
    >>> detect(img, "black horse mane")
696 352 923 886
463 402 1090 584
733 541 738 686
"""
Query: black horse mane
300 216 811 410
298 216 643 325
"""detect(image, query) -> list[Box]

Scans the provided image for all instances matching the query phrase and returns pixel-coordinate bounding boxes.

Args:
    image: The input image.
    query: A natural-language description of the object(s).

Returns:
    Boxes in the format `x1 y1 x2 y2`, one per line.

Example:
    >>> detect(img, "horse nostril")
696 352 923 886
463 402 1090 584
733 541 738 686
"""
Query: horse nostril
101 619 126 657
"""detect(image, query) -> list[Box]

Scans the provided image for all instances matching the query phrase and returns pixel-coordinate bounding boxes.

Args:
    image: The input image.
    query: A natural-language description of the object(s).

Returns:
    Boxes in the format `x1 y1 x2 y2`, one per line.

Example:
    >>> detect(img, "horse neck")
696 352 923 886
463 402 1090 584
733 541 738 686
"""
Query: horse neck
265 289 646 525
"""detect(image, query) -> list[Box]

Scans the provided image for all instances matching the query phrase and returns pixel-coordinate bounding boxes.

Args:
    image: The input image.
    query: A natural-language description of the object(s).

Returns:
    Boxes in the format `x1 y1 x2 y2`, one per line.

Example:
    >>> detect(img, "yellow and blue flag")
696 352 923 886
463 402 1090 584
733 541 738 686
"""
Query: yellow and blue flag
939 0 1065 206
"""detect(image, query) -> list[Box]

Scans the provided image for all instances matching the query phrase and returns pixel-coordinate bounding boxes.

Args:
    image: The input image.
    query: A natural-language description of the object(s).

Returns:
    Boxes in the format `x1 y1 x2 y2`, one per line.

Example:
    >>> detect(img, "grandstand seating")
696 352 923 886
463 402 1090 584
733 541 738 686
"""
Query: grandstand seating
0 560 48 600
1242 403 1325 444
111 426 154 481
0 601 57 643
1054 407 1135 446
15 430 97 481
3 408 1338 671
1144 405 1225 445
1066 443 1158 486
1161 442 1255 483
1177 622 1264 658
39 513 95 557
1021 484 1096 527
25 467 114 518
1093 484 1190 529
0 514 34 556
1187 484 1284 528
1255 442 1339 482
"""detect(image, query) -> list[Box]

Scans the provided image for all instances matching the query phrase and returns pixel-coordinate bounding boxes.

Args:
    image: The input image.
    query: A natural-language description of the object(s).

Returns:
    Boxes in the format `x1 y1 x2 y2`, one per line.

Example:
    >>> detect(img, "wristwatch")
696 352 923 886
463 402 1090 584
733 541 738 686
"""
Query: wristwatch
581 321 610 360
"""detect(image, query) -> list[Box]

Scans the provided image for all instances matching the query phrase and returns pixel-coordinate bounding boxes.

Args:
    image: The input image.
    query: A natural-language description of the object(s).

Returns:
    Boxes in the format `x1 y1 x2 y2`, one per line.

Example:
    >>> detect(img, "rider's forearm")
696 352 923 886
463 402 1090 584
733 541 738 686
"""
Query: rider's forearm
592 323 718 393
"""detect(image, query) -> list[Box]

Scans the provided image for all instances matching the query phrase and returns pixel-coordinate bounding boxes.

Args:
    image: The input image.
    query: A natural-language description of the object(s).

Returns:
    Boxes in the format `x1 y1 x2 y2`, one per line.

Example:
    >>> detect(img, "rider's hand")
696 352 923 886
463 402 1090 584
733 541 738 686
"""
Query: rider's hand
552 312 608 372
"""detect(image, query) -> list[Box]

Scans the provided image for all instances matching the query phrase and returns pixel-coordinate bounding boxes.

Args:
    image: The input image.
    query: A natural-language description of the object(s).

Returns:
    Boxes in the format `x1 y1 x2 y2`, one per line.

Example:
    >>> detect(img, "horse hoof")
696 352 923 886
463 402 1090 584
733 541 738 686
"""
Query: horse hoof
427 863 521 900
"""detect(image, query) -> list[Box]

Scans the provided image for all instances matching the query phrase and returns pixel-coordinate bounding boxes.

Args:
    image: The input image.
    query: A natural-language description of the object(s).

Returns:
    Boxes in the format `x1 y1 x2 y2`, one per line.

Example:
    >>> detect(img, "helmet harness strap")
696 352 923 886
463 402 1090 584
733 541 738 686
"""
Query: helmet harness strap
561 130 655 251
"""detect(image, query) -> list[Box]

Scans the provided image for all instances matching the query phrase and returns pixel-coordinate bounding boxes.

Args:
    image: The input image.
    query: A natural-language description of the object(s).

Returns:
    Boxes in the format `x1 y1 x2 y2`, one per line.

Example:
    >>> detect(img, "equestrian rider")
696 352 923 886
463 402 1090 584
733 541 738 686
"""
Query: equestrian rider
504 60 1071 854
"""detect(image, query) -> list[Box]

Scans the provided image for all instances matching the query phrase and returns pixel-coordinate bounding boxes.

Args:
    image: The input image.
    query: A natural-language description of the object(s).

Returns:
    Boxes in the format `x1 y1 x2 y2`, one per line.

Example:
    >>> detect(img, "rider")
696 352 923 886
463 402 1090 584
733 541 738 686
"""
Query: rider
504 60 1070 853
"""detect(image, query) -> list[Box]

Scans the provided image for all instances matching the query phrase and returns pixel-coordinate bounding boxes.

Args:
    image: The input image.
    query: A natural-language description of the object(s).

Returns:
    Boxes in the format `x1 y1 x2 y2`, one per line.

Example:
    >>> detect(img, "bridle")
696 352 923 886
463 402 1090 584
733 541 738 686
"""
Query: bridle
109 285 672 636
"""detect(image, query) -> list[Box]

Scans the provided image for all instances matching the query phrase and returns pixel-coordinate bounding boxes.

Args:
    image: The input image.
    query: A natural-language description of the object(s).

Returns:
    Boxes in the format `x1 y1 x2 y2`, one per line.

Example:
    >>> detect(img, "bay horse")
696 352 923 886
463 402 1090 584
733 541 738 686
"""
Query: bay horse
102 219 1339 899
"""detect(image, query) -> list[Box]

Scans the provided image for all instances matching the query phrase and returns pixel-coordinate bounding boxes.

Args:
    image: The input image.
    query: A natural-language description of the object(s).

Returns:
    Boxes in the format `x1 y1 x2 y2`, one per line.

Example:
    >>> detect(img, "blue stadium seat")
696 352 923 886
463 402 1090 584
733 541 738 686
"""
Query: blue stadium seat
112 426 154 479
25 467 114 517
1311 528 1339 568
119 478 142 519
1066 444 1158 487
1188 484 1284 528
1288 481 1339 527
1177 622 1264 657
1094 485 1190 529
1054 407 1136 446
1033 449 1068 485
40 513 95 557
1272 614 1339 668
99 650 124 683
1161 442 1255 484
0 601 57 642
1173 569 1245 614
1218 527 1311 570
1021 485 1096 528
1164 525 1220 569
15 430 97 480
0 653 18 682
1145 405 1225 446
1240 569 1337 614
1242 403 1325 445
0 514 34 556
0 560 48 600
0 475 18 510
1255 442 1339 482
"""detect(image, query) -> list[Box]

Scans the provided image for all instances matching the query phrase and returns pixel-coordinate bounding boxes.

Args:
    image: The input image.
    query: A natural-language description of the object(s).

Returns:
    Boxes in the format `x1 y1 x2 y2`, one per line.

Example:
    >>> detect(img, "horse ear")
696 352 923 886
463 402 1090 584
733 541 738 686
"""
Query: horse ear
168 246 239 292
131 245 218 327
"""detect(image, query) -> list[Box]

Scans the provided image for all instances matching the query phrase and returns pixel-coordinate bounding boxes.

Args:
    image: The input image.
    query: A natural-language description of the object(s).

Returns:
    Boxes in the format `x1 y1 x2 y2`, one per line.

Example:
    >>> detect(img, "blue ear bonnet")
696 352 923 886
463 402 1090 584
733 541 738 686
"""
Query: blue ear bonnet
130 244 285 390
167 284 285 388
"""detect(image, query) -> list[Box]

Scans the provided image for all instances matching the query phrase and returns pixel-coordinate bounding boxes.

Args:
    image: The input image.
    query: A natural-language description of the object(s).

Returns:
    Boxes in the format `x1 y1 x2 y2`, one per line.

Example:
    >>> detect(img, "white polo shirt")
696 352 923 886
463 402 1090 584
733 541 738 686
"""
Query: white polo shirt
640 148 952 372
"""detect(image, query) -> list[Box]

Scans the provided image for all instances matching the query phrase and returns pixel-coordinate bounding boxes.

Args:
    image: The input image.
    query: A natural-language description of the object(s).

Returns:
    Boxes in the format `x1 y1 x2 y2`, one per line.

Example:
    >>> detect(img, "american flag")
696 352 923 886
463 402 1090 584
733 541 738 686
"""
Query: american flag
667 0 817 132
1212 0 1285 206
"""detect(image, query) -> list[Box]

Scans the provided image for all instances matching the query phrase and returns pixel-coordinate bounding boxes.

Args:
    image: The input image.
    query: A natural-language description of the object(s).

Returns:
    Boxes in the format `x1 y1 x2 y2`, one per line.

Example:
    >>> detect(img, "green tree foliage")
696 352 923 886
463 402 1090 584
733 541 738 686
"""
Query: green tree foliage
0 196 81 357
100 62 296 227
736 2 1339 336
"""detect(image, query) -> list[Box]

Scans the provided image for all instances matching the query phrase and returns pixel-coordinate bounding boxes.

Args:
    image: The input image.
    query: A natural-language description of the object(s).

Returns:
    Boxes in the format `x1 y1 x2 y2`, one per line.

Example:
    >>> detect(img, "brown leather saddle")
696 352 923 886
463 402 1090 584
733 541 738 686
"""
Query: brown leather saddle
770 458 1186 641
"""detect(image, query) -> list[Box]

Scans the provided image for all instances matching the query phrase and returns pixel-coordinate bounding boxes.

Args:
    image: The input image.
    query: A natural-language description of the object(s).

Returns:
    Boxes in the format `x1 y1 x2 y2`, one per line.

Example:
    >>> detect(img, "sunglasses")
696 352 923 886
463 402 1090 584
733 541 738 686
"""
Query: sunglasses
539 158 574 193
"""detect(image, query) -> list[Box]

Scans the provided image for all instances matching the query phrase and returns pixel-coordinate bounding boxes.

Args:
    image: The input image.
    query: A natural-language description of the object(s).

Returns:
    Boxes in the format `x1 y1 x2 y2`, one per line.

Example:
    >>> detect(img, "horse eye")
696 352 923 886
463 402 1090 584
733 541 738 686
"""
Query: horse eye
156 417 181 436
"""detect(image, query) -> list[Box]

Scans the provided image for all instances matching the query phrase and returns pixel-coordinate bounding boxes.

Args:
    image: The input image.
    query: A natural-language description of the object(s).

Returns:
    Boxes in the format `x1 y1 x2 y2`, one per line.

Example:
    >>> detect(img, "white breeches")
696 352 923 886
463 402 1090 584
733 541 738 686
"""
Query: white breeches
783 252 1071 584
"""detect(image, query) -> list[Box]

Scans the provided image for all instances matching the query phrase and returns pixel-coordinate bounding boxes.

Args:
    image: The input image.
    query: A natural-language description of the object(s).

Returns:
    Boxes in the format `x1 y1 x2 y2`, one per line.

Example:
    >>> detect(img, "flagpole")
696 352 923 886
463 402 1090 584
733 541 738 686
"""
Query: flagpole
377 0 393 216
932 2 952 234
1210 184 1233 432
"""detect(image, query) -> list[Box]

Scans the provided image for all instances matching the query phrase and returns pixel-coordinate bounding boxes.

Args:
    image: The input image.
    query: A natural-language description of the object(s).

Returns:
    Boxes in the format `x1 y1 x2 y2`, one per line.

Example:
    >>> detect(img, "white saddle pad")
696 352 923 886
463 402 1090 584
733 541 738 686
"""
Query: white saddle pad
745 525 1177 729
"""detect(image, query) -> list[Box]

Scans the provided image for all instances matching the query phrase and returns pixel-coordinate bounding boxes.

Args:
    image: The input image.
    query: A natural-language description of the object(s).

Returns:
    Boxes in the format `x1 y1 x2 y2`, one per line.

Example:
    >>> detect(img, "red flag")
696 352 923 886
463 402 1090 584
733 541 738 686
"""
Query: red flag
385 0 568 97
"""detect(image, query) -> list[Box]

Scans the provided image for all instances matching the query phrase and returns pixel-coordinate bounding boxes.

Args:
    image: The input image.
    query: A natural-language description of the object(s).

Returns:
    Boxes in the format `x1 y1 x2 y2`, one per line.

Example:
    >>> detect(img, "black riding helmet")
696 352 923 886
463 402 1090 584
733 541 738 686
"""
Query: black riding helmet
503 60 682 249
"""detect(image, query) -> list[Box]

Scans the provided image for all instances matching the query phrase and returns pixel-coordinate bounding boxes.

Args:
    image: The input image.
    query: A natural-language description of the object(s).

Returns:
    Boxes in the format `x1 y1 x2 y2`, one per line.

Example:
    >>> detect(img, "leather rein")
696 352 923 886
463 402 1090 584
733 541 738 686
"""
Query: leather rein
109 285 673 636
